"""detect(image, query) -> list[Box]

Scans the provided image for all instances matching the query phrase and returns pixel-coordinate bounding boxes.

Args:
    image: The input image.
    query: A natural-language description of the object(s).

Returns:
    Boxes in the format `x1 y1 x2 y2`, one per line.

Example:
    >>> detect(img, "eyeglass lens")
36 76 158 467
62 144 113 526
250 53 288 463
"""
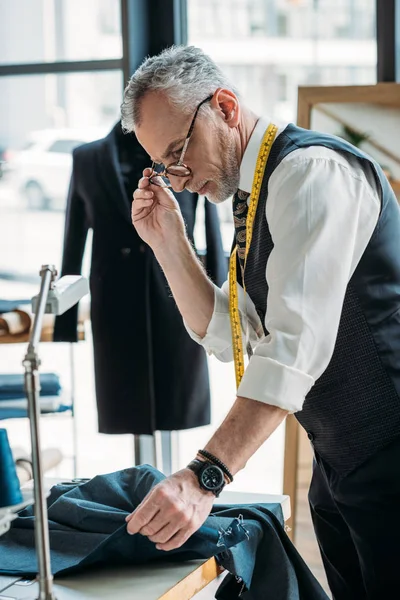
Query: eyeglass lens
151 163 170 187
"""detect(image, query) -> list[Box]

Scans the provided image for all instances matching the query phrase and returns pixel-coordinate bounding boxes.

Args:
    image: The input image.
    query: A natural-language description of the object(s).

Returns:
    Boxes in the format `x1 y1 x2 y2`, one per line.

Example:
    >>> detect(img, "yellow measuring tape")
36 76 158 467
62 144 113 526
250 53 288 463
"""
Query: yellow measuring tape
229 123 278 388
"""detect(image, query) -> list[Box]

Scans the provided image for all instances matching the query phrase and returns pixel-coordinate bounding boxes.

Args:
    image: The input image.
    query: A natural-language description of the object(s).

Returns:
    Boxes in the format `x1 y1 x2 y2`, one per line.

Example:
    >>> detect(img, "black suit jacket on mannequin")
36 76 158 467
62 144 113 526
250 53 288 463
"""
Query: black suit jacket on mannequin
53 122 226 435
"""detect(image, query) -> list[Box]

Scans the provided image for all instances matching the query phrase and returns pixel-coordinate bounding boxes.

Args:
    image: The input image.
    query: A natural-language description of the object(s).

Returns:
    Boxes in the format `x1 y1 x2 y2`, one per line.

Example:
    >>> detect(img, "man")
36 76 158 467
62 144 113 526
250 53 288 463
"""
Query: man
121 45 400 598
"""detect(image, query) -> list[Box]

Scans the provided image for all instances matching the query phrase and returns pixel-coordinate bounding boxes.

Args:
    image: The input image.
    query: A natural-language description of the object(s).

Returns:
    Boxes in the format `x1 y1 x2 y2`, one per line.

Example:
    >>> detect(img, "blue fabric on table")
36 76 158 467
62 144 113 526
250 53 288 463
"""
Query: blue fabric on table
0 373 61 399
0 466 328 599
0 299 31 313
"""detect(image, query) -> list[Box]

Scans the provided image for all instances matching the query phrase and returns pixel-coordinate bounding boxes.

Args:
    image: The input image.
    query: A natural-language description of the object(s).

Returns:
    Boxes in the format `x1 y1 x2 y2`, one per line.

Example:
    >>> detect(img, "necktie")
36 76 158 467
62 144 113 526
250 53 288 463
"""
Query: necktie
232 189 254 359
232 188 250 275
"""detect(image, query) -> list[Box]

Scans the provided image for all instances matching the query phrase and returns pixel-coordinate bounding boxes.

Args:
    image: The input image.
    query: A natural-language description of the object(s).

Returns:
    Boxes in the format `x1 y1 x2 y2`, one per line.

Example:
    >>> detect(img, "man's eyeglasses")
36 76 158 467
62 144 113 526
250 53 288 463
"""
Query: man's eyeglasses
149 95 213 188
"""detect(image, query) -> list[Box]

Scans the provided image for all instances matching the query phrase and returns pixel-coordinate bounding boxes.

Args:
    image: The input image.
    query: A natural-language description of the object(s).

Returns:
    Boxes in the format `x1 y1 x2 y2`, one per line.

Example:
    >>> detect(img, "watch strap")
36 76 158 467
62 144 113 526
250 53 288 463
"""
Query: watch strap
197 449 234 483
187 458 204 473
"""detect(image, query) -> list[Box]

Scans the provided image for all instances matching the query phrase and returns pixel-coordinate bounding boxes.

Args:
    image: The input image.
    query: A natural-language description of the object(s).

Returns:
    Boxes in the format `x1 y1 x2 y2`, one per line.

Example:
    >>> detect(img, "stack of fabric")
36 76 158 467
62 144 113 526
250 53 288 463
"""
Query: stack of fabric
0 373 69 420
0 299 32 339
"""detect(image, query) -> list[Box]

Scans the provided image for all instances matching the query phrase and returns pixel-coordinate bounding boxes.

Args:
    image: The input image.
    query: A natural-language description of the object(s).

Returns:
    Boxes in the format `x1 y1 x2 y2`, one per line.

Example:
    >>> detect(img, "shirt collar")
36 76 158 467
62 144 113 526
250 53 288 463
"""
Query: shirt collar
239 117 271 195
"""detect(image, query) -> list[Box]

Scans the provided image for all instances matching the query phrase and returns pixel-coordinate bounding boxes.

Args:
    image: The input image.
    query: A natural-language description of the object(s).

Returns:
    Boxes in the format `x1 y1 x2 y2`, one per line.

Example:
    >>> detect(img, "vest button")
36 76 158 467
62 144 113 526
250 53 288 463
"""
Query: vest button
121 247 131 257
307 431 314 442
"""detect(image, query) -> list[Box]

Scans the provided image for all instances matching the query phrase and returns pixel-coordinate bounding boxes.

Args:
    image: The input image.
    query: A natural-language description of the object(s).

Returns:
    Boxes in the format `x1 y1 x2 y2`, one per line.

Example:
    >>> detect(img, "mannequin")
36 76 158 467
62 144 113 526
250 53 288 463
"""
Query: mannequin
54 122 226 469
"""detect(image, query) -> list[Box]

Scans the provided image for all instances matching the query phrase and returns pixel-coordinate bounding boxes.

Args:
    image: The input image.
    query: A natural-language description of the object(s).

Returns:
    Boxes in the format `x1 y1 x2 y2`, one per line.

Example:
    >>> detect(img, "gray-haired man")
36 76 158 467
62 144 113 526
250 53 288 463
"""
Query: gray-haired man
121 45 400 598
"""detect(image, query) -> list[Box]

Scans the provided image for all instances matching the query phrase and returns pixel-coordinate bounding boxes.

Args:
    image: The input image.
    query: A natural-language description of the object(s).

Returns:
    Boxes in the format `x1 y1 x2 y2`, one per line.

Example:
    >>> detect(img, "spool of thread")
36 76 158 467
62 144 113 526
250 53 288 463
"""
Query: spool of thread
0 428 23 507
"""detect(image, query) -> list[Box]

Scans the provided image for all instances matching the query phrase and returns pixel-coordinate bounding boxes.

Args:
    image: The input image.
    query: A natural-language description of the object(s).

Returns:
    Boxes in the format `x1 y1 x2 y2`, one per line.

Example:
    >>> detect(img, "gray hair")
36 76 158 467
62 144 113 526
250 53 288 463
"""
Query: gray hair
121 45 239 131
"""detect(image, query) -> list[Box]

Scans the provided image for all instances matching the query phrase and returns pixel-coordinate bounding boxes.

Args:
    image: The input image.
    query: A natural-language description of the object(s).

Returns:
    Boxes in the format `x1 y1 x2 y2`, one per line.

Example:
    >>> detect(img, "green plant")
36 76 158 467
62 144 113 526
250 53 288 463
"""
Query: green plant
339 125 371 148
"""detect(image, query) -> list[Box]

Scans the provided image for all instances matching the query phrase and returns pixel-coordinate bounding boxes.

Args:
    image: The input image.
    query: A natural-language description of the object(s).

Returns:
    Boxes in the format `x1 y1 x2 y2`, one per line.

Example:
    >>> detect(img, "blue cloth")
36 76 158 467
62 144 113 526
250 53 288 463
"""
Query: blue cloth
0 299 30 313
0 466 328 599
0 373 61 399
0 428 22 507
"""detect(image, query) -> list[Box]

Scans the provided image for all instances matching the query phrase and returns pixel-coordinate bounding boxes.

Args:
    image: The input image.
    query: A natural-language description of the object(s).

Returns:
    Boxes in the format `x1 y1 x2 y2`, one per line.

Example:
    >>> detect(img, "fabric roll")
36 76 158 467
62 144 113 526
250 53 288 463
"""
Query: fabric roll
0 373 61 399
0 429 22 507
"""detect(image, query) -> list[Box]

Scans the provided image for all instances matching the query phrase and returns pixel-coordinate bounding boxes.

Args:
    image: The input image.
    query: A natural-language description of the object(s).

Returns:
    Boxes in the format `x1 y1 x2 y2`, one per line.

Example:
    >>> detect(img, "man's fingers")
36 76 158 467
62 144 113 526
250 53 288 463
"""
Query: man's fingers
131 195 155 223
132 199 153 211
126 495 160 536
139 510 171 537
143 167 153 178
127 483 190 539
126 471 214 550
132 198 154 212
139 497 189 537
147 521 180 545
138 175 151 189
133 188 153 200
155 527 195 552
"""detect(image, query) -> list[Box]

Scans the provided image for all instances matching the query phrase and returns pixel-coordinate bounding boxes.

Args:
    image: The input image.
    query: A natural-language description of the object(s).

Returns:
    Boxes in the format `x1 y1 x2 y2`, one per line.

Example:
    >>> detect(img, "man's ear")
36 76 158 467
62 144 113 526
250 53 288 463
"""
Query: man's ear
211 88 240 128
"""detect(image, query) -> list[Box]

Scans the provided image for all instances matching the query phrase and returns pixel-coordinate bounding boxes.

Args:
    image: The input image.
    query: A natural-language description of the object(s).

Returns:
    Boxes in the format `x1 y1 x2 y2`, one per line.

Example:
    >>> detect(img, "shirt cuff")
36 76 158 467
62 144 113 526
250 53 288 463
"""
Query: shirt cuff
237 355 315 413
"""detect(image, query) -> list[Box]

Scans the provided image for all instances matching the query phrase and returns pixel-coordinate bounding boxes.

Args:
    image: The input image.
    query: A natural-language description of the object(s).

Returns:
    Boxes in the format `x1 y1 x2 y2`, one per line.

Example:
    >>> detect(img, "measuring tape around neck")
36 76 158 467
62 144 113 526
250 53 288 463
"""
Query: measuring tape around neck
229 123 278 389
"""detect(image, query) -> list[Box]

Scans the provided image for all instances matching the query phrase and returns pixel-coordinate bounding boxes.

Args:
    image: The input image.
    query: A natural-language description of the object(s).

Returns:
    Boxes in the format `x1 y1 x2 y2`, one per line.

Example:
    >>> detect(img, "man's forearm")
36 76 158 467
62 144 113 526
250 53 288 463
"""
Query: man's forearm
202 396 288 475
154 235 215 338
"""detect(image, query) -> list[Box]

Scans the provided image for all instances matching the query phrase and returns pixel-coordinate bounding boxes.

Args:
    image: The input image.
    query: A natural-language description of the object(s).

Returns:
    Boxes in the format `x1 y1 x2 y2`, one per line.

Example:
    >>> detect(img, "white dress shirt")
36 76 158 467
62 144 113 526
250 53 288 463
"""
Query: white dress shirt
185 118 381 413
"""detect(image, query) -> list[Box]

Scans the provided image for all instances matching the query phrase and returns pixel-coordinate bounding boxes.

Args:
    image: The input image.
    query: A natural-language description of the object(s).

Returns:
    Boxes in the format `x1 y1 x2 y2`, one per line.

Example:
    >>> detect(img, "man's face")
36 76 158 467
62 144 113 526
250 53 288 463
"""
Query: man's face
135 91 240 204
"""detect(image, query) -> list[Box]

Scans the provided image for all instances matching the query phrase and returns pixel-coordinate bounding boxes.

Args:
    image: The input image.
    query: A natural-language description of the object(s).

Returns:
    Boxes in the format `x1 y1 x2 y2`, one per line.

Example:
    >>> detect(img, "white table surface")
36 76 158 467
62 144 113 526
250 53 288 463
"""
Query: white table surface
216 490 290 521
0 561 211 600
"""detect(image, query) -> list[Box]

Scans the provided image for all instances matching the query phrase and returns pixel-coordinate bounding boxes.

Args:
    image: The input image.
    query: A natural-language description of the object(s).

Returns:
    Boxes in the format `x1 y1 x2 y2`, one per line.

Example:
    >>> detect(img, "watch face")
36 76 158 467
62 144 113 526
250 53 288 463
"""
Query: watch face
200 464 224 491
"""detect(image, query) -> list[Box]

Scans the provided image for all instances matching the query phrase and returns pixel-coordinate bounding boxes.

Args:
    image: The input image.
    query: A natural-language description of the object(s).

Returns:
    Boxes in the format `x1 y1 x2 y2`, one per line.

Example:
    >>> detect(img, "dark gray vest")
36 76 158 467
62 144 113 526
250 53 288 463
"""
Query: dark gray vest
237 124 400 476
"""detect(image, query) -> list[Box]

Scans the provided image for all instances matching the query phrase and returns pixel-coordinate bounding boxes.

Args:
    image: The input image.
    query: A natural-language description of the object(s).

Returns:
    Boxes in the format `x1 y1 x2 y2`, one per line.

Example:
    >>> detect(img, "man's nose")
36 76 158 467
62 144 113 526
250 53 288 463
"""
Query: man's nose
169 174 191 193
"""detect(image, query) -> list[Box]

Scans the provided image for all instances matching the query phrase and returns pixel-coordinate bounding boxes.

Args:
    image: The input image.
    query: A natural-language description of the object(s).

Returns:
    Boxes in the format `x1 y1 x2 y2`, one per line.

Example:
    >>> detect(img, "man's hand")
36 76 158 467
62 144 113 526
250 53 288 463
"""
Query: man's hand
125 468 214 551
131 168 186 252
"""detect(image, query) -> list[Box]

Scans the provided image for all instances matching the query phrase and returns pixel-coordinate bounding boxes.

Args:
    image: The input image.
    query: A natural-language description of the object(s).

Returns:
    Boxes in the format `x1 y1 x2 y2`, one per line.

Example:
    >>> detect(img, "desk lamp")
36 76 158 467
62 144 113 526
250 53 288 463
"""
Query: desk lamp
24 265 89 600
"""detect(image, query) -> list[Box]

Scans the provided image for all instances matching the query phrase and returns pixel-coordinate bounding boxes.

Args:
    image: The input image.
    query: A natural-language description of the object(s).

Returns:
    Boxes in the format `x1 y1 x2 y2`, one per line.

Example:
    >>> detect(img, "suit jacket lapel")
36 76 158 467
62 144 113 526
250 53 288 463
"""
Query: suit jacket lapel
97 124 132 224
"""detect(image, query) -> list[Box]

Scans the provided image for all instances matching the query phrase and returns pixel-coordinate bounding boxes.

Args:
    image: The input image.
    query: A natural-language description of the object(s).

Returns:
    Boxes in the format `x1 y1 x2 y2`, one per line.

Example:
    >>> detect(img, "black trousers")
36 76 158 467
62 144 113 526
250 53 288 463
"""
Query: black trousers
309 436 400 599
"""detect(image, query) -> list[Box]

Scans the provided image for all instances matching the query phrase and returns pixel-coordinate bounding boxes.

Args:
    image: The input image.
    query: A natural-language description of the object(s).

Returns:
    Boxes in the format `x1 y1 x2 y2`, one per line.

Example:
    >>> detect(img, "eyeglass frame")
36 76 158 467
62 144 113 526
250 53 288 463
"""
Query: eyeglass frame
149 94 213 188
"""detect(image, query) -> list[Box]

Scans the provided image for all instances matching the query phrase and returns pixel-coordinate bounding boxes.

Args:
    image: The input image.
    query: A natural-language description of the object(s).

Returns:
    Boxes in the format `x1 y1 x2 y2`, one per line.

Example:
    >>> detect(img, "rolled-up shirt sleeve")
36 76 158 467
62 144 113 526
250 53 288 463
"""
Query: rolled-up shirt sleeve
184 279 264 363
237 152 380 412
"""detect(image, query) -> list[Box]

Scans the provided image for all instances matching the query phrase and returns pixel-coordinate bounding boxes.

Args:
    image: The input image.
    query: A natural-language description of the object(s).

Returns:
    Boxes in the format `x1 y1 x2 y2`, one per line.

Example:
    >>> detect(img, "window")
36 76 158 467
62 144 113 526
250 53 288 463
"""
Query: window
98 0 121 35
0 1 129 479
0 0 122 65
48 140 86 154
276 72 288 101
277 12 288 36
0 70 122 288
189 0 377 253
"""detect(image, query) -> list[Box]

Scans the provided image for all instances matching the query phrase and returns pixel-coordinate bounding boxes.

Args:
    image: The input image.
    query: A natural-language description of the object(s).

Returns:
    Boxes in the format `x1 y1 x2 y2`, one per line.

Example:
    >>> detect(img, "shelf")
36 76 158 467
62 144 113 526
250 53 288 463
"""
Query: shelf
0 300 89 344
390 179 400 198
0 319 85 344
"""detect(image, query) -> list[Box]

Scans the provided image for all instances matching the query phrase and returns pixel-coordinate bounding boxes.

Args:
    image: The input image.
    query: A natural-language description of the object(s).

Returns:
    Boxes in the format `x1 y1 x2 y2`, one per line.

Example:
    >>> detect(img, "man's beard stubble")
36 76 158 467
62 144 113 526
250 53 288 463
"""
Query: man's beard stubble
208 131 240 205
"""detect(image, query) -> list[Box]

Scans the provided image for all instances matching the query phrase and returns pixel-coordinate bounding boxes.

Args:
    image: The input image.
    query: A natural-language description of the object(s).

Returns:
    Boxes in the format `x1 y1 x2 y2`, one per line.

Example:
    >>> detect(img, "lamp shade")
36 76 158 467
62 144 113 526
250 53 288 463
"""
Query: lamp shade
0 428 23 507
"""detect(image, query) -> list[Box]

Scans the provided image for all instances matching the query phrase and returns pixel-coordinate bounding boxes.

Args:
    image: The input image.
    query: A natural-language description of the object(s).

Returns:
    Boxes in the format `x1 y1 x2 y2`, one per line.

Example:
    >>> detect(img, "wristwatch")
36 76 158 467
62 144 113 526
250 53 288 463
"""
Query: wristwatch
187 459 226 497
